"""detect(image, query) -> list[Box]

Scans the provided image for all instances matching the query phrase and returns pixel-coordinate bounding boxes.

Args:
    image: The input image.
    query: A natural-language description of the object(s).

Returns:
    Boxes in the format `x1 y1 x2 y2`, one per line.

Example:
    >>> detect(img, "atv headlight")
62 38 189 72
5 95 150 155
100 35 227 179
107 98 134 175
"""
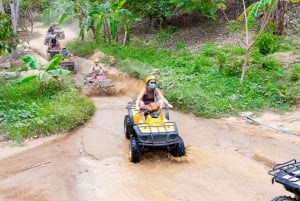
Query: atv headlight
168 134 178 141
139 135 151 143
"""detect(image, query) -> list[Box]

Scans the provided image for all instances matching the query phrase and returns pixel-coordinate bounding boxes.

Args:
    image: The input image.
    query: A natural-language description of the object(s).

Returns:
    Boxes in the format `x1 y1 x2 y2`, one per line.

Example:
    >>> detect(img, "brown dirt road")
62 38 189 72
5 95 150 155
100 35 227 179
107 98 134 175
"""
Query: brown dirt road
0 23 299 201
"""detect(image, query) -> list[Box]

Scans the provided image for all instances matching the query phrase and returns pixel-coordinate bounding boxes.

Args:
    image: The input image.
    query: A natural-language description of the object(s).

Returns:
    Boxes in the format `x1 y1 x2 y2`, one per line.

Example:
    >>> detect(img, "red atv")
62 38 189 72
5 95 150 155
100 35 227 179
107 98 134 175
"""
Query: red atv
47 45 61 61
83 73 113 87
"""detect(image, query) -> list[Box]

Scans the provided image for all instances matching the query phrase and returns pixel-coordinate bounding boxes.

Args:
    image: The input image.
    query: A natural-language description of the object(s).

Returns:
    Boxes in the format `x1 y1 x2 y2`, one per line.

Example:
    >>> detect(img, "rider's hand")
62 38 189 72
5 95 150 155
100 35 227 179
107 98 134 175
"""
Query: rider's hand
167 103 173 109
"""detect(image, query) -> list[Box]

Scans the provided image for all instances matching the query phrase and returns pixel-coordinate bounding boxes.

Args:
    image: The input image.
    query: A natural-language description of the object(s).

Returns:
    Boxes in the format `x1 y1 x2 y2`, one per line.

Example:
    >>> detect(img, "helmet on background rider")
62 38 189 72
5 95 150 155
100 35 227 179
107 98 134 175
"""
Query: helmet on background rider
93 58 100 63
62 46 66 49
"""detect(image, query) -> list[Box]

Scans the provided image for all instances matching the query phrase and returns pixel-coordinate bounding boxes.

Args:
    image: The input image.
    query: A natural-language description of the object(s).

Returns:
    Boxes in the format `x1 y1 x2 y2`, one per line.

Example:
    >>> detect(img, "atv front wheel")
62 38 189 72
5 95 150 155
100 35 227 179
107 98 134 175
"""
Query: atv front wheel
271 196 297 201
170 136 185 157
124 115 133 139
129 136 141 163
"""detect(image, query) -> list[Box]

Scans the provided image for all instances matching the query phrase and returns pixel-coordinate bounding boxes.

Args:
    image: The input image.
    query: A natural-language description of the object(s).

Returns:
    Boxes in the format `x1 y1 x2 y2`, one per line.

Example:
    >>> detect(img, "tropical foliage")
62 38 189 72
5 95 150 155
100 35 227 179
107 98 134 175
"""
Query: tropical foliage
20 54 70 92
0 13 17 55
0 54 94 143
0 76 95 143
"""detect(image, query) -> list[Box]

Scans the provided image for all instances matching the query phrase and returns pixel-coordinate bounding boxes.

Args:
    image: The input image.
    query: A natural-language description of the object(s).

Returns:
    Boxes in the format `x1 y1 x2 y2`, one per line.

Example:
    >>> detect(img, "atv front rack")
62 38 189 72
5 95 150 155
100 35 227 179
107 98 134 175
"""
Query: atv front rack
269 159 300 196
60 61 75 66
133 122 179 146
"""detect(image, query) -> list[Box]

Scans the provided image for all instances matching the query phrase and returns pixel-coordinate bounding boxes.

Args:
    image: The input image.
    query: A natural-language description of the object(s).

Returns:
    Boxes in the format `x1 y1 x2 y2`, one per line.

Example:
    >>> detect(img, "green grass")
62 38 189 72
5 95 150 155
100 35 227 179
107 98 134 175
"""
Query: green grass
68 38 300 118
0 77 95 143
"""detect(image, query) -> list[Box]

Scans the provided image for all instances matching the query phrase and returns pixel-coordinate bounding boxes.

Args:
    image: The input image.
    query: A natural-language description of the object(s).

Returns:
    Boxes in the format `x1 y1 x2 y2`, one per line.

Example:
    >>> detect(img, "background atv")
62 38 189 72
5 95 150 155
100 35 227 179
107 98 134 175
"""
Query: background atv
124 100 185 163
82 73 115 96
269 159 300 201
44 25 65 45
83 73 114 87
53 27 65 40
60 56 76 73
44 33 51 45
52 24 65 39
47 45 61 61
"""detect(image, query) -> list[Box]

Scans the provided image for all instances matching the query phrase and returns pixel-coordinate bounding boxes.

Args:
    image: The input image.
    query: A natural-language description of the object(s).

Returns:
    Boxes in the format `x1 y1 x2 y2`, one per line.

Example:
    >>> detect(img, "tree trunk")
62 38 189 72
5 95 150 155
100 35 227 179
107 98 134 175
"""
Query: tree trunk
0 0 5 14
103 18 111 43
122 30 127 46
273 0 288 35
240 50 249 85
26 8 34 34
9 0 20 33
79 15 85 41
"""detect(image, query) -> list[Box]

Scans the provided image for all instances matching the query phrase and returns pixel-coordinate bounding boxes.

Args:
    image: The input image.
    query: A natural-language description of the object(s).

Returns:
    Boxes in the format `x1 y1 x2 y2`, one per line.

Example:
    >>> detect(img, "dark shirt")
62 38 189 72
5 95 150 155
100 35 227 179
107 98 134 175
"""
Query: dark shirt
142 87 156 105
48 27 54 33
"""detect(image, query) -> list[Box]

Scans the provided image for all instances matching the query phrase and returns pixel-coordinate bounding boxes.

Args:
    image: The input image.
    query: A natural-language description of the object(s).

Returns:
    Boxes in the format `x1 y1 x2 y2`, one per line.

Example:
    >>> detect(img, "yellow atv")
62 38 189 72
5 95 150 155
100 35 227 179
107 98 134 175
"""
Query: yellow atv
59 56 76 73
269 159 300 201
124 100 185 163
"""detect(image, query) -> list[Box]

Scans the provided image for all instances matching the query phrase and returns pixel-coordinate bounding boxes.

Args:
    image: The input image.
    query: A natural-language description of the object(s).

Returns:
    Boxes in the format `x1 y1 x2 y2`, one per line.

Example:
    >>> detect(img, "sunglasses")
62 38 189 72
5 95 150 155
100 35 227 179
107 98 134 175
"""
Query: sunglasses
149 82 156 84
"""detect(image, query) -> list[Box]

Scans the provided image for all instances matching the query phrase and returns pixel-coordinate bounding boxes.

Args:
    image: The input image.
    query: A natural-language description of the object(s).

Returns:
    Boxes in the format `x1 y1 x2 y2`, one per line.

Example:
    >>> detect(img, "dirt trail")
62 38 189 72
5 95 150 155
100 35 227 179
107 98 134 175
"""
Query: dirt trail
0 23 300 201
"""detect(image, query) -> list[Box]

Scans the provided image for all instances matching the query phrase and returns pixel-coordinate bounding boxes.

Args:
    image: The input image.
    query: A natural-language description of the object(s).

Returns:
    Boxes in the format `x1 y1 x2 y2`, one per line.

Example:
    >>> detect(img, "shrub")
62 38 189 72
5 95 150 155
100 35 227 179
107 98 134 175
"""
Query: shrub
291 64 300 81
67 40 97 57
257 32 284 55
261 56 281 70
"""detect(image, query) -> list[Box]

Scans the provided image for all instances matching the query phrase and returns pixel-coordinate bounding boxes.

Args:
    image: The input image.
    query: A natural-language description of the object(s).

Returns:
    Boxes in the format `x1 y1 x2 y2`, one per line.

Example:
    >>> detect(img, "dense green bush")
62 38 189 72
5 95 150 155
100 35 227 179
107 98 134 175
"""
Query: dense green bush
67 40 98 57
257 32 284 55
291 64 300 81
0 77 95 143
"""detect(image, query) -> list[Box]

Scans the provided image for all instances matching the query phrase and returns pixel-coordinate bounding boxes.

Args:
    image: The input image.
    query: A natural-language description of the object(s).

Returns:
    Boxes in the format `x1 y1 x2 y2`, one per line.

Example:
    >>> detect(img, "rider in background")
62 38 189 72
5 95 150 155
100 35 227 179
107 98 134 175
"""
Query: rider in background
135 75 173 123
60 46 69 58
90 58 104 79
50 32 57 47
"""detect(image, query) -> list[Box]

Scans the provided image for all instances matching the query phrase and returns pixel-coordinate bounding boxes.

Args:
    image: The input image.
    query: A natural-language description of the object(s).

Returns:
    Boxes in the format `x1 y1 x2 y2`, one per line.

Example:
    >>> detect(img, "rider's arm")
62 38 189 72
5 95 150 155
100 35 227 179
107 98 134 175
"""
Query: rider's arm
90 66 94 74
156 88 173 108
136 88 146 109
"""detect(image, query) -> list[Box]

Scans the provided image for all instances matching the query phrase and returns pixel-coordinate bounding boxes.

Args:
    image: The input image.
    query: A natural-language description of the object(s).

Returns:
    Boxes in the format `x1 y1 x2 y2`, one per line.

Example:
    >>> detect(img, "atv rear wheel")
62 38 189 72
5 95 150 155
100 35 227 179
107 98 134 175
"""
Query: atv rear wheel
170 136 185 157
124 115 133 139
271 196 297 201
129 136 141 163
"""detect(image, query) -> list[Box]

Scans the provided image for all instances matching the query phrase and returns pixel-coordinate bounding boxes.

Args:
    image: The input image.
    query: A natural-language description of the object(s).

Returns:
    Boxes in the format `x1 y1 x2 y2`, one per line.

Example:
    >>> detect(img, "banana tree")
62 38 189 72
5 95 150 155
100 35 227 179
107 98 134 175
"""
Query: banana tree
43 0 71 24
57 0 91 40
80 0 133 44
0 13 17 55
20 54 70 93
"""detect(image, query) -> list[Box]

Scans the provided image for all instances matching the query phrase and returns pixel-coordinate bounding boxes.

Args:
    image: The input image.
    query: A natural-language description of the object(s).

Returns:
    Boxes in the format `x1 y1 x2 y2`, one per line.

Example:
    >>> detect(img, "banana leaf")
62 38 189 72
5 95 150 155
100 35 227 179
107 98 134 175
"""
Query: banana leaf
21 55 41 70
18 74 37 84
48 68 70 76
45 54 62 71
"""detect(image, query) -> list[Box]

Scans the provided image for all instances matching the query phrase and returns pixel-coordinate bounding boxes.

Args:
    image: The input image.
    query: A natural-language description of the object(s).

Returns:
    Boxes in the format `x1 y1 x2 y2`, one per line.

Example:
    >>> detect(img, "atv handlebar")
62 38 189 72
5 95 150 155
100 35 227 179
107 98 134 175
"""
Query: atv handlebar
135 105 170 112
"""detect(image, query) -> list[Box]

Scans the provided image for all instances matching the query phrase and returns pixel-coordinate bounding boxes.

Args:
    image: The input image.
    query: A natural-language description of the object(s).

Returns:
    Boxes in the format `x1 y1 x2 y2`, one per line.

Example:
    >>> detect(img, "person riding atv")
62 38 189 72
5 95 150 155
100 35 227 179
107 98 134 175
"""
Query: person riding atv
60 46 69 58
90 58 104 79
50 32 58 48
136 75 173 123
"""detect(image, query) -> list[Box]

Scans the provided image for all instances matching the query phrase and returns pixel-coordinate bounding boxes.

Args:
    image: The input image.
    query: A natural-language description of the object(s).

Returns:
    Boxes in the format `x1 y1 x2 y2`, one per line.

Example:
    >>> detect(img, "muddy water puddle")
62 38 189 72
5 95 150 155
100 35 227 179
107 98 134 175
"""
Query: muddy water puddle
74 96 296 201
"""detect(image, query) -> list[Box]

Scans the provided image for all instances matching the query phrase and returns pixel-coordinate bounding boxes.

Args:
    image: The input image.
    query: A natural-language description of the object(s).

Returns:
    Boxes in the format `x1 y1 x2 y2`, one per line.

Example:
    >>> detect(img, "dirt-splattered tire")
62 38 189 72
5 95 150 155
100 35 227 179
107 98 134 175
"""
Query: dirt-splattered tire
165 109 169 120
73 66 77 74
129 136 141 163
170 136 185 157
47 53 51 61
124 115 133 139
271 196 297 201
